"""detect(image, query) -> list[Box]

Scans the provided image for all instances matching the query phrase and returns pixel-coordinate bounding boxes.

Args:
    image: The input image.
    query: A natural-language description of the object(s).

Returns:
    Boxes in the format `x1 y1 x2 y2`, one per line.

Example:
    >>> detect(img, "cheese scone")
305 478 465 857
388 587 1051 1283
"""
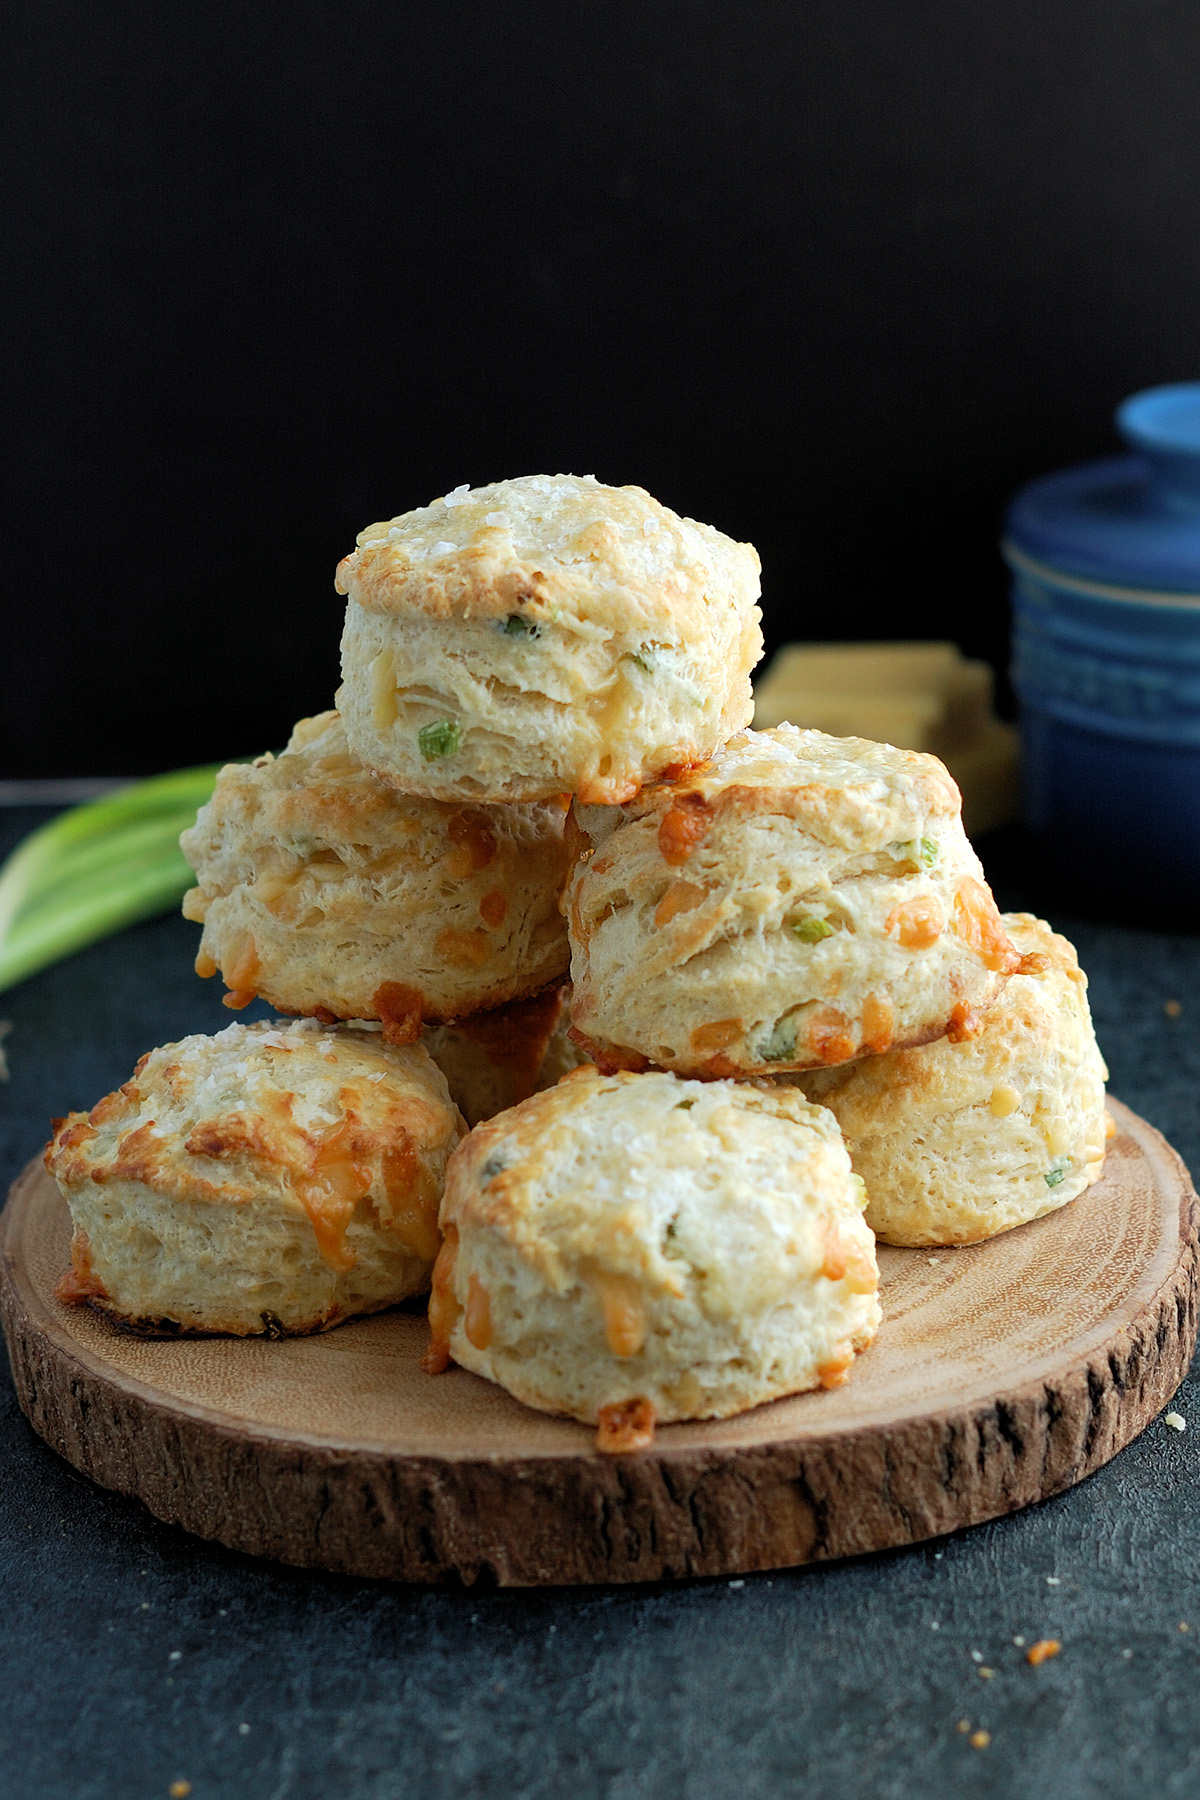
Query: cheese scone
794 915 1110 1245
422 982 592 1127
335 474 763 804
47 1020 464 1335
424 1067 880 1449
180 711 570 1030
566 726 1020 1078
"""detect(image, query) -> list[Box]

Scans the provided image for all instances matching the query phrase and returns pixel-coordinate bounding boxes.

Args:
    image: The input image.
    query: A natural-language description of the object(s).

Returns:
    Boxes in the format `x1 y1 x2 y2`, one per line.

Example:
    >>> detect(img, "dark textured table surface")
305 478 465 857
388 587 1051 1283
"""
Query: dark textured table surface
1 808 1199 1800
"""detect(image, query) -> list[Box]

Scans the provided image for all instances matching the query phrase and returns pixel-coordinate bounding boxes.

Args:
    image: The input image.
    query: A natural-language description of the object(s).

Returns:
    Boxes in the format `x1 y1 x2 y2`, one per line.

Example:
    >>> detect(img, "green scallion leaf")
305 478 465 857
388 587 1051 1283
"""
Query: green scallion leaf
1044 1159 1070 1189
0 763 222 996
418 719 462 761
792 915 834 944
758 1017 799 1062
500 615 540 639
890 837 940 868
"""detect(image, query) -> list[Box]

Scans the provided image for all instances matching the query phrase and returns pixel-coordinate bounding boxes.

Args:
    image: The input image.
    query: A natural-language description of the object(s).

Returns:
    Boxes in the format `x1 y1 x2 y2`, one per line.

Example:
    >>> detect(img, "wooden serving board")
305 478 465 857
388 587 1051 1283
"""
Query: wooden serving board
1 1097 1196 1587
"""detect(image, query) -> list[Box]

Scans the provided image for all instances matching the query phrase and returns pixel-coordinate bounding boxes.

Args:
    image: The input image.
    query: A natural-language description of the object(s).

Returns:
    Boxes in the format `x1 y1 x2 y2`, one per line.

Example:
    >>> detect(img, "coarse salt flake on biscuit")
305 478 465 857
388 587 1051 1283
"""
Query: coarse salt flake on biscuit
46 1020 464 1336
424 1066 880 1448
334 474 763 803
794 914 1110 1244
565 725 1019 1077
180 711 571 1030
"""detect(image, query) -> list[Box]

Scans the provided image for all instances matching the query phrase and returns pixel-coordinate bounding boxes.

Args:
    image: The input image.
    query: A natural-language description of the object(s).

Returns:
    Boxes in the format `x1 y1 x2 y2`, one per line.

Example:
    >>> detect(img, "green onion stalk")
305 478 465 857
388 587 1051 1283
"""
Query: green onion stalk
0 765 221 995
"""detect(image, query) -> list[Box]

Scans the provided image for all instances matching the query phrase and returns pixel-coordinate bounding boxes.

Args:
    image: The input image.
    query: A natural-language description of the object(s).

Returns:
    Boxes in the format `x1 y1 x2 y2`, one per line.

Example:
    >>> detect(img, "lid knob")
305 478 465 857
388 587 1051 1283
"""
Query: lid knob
1116 382 1200 513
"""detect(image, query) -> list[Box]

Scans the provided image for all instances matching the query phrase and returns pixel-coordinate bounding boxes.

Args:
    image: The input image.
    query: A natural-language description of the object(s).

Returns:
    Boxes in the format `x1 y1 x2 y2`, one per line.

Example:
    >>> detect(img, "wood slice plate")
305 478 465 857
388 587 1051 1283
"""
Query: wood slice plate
1 1097 1196 1587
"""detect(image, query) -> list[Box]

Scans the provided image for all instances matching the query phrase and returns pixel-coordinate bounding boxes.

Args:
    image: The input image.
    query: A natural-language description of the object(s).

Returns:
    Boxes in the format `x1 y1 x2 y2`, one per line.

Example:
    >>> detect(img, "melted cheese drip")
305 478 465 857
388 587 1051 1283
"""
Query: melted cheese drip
654 881 707 928
592 1271 647 1357
953 879 1019 972
820 1226 877 1295
595 1397 656 1453
464 1273 493 1350
860 991 894 1055
816 1341 856 1389
292 1118 372 1273
422 1225 460 1374
371 649 398 730
657 797 713 865
884 897 943 950
808 1007 856 1064
689 1017 742 1054
382 1140 442 1264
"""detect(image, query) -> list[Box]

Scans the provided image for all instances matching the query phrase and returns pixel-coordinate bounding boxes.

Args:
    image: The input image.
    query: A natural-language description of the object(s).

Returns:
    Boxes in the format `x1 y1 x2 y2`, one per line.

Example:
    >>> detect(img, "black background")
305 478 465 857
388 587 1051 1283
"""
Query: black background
5 0 1200 777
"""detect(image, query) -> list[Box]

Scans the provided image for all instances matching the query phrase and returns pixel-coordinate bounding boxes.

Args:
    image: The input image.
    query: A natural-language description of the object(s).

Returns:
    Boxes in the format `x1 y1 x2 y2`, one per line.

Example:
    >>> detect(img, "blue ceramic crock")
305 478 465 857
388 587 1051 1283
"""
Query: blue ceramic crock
1004 383 1200 912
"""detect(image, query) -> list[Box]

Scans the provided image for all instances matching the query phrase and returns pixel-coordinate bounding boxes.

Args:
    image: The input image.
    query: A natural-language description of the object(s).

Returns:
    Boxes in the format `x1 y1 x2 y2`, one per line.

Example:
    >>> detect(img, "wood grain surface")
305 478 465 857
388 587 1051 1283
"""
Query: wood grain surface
1 1097 1195 1587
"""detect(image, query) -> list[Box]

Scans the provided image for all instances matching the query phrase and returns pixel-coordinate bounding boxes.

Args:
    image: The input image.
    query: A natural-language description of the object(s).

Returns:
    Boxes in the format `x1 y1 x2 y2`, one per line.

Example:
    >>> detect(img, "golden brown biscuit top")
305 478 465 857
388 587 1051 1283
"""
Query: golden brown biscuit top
46 1021 463 1223
334 473 761 632
598 726 963 851
440 1064 852 1290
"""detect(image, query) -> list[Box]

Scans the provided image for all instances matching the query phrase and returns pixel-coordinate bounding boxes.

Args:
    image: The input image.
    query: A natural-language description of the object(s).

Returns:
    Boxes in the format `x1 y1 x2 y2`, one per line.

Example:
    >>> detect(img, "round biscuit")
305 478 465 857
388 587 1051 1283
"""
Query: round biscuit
180 711 571 1027
335 474 763 803
46 1020 465 1335
566 726 1019 1077
794 914 1110 1244
427 1067 880 1436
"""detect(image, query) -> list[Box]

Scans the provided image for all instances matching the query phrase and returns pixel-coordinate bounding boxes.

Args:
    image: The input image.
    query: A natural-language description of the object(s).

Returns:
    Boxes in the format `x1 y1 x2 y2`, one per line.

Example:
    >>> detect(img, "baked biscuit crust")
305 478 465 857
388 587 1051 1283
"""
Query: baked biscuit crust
427 1067 880 1430
47 1021 464 1335
180 712 571 1026
796 914 1110 1245
335 474 763 803
565 726 1019 1077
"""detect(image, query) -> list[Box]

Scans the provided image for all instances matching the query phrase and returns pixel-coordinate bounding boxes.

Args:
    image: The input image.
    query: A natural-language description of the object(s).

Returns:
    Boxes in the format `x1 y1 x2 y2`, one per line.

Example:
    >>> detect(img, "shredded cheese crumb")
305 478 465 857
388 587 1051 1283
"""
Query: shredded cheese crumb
970 1730 990 1750
728 1579 745 1589
1165 1411 1187 1431
978 1667 995 1679
970 1650 983 1663
1026 1639 1061 1666
1165 998 1182 1017
1046 1576 1061 1586
956 1719 971 1734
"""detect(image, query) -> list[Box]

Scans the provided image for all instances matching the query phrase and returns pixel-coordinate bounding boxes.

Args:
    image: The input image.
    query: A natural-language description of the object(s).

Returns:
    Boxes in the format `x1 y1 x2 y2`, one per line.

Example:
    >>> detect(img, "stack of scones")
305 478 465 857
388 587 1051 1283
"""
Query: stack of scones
45 475 1110 1453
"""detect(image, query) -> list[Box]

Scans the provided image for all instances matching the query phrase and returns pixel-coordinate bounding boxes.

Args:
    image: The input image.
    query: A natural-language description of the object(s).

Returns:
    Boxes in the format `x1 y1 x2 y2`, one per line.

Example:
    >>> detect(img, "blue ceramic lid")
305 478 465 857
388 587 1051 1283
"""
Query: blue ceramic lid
1004 382 1200 593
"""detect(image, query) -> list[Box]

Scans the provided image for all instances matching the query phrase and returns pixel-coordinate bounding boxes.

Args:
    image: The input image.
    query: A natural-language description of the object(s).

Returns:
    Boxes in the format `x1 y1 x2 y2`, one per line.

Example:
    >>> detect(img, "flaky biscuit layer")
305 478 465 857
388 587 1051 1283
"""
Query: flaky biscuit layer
565 726 1018 1077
